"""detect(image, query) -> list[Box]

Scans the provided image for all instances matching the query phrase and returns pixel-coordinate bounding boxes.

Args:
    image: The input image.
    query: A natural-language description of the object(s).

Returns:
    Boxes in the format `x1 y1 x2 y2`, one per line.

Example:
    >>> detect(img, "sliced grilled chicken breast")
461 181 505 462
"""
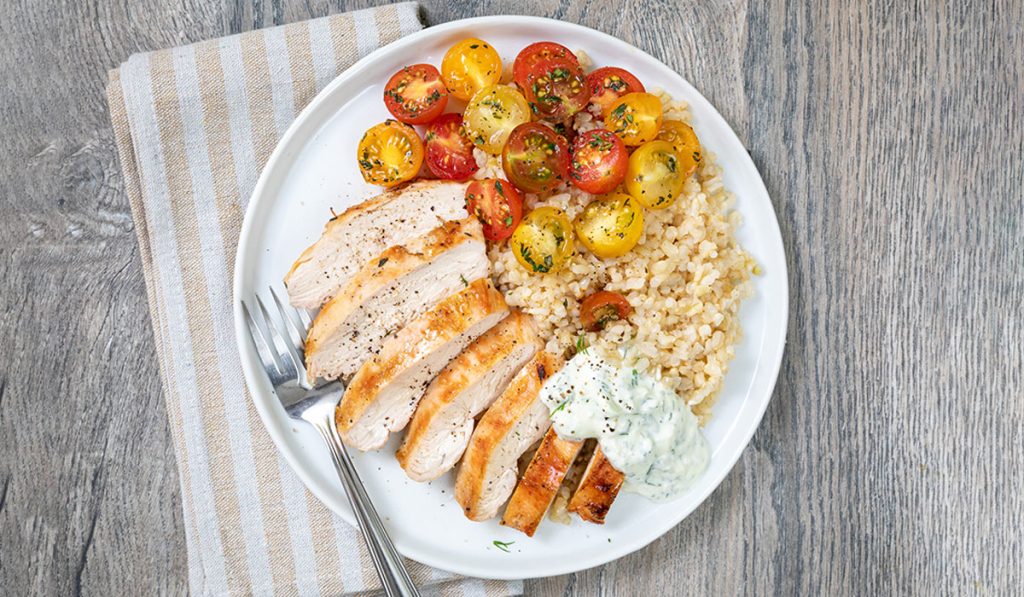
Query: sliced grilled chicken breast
396 311 542 481
305 218 487 381
285 180 469 308
501 428 584 536
567 446 625 524
336 279 509 451
455 352 562 521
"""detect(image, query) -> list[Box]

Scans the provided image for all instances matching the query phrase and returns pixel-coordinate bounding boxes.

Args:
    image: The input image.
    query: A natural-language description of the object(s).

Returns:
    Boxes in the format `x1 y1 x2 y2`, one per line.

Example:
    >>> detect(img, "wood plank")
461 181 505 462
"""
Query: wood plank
0 0 1021 595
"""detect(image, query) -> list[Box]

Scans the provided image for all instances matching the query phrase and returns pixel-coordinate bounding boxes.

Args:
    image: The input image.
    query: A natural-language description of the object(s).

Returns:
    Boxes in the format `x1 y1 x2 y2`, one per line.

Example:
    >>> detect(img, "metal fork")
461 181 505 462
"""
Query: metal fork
241 287 420 597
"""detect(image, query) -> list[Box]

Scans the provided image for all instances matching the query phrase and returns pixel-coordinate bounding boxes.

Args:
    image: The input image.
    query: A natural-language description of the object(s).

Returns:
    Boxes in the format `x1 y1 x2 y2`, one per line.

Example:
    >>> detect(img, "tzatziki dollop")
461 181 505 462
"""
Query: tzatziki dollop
539 351 710 501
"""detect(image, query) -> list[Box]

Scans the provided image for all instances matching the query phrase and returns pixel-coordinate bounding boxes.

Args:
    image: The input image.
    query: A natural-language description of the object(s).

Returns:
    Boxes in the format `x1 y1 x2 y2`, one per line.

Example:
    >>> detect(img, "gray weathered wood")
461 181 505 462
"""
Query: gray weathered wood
1 0 1021 595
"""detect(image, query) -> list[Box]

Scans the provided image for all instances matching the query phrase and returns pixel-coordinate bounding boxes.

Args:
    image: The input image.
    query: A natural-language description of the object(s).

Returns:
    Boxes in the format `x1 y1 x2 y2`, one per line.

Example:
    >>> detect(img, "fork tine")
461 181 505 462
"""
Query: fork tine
255 293 307 386
242 300 284 378
270 286 307 348
296 308 313 337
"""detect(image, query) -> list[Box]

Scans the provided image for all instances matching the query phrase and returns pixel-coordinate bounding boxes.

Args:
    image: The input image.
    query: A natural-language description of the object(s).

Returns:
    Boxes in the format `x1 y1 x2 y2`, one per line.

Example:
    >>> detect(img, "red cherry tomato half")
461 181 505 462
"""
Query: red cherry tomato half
580 291 633 331
523 57 591 123
424 113 478 181
502 123 571 193
512 41 578 90
383 64 448 124
569 129 629 194
465 179 524 242
586 67 646 113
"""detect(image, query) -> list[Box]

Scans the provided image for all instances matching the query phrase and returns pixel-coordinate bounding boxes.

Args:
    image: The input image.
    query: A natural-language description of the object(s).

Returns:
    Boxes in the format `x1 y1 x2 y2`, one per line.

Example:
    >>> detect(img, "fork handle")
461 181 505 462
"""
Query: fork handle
311 419 421 597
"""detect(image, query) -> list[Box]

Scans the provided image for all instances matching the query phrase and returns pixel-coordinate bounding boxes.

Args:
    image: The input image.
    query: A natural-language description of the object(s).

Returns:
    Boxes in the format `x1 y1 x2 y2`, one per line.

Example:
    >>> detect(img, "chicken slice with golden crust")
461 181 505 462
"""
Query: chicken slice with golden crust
396 311 542 482
455 352 563 521
335 278 508 451
305 218 487 381
285 180 468 309
567 446 625 524
501 427 583 536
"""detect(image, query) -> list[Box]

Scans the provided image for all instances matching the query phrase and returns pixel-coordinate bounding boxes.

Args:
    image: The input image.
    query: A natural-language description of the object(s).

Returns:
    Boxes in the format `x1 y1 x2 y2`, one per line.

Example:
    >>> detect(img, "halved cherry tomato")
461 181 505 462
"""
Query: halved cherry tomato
523 57 590 123
625 140 686 209
573 193 644 258
424 113 478 180
382 64 448 124
356 120 424 187
512 41 578 90
604 92 663 146
502 123 570 193
510 206 575 274
441 38 502 101
657 120 702 178
465 179 524 242
579 290 633 331
569 129 629 194
586 67 645 113
463 85 532 154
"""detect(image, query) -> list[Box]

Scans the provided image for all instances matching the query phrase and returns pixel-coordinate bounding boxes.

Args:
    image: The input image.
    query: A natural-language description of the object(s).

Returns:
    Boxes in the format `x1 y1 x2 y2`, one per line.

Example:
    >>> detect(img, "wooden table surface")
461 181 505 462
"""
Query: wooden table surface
2 0 1021 595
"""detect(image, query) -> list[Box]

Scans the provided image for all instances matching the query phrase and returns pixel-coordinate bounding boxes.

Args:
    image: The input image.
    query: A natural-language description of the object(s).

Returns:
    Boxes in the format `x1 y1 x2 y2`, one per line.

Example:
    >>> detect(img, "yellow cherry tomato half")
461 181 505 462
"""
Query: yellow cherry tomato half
441 38 503 101
603 92 663 146
625 140 686 209
657 120 702 178
510 206 575 274
356 120 424 187
573 193 644 258
463 85 532 154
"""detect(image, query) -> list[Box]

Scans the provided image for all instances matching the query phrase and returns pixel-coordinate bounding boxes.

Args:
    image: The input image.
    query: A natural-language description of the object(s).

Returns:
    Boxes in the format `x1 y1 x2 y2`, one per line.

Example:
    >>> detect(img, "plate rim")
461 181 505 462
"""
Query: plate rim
233 14 788 580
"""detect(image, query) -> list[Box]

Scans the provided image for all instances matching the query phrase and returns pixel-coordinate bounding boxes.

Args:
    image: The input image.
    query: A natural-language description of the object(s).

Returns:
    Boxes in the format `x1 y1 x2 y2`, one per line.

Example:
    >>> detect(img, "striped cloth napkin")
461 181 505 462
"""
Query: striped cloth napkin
106 3 522 596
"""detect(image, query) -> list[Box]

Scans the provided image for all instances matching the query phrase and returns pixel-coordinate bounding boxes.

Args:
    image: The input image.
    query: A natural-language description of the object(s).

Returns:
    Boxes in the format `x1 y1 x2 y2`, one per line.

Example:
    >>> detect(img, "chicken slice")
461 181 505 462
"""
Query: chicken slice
455 352 562 521
396 311 542 482
336 278 509 451
567 446 625 524
305 218 487 381
501 428 584 536
285 180 469 308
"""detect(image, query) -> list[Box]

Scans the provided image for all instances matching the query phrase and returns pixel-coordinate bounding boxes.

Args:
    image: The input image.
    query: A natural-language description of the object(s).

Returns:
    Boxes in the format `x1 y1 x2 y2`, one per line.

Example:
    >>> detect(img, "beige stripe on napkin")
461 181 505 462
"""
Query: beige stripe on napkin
107 4 523 596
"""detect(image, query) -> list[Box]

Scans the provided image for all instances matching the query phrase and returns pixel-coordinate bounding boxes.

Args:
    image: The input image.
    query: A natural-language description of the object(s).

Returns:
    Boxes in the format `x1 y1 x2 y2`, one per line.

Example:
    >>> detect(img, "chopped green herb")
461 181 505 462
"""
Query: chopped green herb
575 333 589 355
377 257 389 267
492 540 515 552
460 274 469 287
550 400 568 417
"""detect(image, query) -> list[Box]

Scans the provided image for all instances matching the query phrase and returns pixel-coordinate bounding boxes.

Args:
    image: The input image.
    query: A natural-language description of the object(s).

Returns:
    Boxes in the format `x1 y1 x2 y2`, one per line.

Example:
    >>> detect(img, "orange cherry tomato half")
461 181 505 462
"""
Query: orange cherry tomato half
569 129 629 194
441 38 503 101
586 67 645 113
465 179 524 242
523 57 591 123
356 120 424 187
382 64 448 124
512 41 578 90
604 92 663 146
579 290 633 331
502 123 570 193
424 113 478 181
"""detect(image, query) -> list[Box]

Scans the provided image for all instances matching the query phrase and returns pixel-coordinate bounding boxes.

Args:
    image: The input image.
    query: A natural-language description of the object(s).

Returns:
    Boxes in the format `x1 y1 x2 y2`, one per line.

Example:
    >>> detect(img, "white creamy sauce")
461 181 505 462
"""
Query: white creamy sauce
539 351 710 501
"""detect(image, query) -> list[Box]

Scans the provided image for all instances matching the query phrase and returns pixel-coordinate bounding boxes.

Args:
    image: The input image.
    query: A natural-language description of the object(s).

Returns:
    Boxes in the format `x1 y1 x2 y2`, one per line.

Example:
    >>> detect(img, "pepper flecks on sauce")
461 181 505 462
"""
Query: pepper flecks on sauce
538 351 710 501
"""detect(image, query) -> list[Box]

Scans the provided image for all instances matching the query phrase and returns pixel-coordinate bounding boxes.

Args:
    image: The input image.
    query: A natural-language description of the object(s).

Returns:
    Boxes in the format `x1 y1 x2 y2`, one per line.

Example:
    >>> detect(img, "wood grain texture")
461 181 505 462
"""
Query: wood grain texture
1 0 1021 595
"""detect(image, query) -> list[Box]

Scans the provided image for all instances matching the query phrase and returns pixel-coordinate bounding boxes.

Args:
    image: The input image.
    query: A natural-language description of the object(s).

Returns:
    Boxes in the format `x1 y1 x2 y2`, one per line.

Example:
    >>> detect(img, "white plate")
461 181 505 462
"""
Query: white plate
234 15 787 580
